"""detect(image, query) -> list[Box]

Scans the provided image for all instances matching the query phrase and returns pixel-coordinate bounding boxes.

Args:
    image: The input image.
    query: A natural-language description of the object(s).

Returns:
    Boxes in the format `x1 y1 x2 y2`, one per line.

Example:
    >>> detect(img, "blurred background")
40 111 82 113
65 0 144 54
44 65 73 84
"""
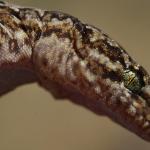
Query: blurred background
0 0 150 149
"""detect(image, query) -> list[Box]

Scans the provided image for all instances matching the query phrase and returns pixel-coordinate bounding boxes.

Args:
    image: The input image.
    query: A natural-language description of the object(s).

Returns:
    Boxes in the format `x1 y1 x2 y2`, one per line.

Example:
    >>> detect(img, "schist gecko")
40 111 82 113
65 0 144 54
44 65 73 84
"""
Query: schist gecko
0 1 150 141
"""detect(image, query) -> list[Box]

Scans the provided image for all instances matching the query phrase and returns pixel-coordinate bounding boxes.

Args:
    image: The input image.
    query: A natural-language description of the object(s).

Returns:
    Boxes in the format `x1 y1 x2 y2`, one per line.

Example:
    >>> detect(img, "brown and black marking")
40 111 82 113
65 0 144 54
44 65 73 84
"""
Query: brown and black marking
0 1 150 142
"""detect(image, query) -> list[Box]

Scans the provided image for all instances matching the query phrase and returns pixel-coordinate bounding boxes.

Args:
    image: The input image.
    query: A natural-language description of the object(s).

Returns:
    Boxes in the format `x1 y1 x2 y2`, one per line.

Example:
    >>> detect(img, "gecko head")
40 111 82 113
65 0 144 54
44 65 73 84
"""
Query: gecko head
109 64 150 141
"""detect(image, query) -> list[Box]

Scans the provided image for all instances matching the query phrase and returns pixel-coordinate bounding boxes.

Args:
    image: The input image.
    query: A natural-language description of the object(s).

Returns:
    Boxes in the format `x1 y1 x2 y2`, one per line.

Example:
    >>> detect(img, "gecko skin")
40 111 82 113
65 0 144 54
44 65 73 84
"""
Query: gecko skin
0 1 150 141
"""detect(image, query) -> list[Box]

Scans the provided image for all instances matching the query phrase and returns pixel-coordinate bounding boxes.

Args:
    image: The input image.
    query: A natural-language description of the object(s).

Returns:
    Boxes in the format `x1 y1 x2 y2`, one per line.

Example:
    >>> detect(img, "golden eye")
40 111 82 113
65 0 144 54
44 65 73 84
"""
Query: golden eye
123 70 144 93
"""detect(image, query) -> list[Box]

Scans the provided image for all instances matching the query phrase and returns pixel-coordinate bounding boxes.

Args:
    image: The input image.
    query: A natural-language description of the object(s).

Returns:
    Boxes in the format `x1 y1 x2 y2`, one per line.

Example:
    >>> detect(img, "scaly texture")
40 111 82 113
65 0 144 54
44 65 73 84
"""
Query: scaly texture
0 1 150 141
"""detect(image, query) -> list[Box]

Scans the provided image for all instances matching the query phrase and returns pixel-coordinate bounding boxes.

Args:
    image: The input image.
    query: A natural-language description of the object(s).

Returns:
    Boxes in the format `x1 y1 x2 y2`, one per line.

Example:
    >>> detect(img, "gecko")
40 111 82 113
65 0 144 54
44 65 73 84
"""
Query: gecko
0 1 150 141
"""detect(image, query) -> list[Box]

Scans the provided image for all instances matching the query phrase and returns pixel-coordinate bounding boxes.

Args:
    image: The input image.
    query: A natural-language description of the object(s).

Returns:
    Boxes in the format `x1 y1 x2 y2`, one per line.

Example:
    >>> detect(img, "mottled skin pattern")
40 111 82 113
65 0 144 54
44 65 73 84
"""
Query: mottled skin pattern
0 1 150 141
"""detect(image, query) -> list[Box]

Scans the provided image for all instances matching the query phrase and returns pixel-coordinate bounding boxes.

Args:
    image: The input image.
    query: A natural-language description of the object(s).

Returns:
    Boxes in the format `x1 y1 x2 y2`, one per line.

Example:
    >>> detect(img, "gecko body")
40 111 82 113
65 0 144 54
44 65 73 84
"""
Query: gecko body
0 1 150 141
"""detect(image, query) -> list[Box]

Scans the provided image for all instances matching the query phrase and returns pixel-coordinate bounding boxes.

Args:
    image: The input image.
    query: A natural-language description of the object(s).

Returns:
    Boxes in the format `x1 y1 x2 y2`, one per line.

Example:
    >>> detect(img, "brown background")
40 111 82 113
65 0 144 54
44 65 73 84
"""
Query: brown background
0 0 150 149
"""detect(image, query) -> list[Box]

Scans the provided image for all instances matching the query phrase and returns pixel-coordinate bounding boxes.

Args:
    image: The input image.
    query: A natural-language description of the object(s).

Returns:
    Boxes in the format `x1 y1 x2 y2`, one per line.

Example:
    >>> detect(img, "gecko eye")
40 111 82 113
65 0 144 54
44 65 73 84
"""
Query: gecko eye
123 70 144 93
